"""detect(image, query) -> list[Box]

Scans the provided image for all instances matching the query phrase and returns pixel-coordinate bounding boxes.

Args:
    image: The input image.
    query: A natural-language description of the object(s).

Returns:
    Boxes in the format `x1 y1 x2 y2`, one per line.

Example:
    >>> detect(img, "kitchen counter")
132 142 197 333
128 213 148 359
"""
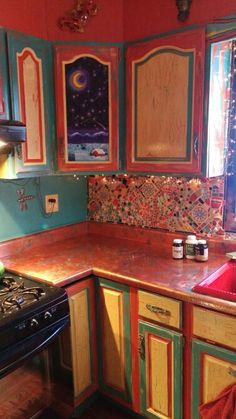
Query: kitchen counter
1 222 234 315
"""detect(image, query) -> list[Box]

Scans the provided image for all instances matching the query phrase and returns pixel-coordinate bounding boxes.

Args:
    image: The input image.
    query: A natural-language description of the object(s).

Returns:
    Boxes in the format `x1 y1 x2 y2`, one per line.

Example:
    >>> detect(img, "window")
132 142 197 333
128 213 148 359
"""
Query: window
208 35 236 232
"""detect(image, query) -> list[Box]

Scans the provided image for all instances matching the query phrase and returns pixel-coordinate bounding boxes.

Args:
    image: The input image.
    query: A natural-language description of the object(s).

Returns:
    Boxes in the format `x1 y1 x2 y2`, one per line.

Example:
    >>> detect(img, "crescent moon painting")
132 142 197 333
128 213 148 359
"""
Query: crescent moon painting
65 56 109 162
70 70 88 91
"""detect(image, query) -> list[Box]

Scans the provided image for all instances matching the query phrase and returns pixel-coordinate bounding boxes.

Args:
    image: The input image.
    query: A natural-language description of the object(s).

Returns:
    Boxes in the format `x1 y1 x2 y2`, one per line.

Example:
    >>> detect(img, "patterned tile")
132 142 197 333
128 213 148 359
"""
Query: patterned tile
88 175 225 236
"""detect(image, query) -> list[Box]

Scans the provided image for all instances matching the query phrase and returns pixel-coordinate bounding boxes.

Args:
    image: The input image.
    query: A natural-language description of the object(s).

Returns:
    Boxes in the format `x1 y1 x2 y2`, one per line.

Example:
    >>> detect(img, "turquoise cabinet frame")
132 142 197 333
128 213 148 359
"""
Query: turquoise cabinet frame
7 31 55 176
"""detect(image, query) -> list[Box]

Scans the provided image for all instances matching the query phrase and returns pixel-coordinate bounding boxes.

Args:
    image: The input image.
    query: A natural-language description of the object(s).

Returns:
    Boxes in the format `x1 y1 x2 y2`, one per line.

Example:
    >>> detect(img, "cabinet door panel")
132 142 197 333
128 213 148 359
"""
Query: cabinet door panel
63 279 98 404
139 320 182 418
54 45 119 172
192 339 236 419
97 278 132 403
126 28 205 174
7 32 54 175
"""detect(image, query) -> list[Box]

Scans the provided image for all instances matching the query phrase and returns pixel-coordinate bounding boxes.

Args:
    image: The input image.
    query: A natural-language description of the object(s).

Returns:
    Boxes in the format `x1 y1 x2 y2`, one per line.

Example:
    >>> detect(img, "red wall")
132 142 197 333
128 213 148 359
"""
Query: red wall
124 0 236 41
0 0 123 42
1 1 236 42
0 0 48 39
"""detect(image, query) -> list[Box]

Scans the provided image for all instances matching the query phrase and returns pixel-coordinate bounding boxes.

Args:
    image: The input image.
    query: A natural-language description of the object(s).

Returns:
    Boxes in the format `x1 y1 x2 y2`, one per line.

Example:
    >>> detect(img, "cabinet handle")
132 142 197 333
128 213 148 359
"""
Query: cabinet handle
194 134 199 158
228 367 236 377
146 304 171 316
138 334 145 359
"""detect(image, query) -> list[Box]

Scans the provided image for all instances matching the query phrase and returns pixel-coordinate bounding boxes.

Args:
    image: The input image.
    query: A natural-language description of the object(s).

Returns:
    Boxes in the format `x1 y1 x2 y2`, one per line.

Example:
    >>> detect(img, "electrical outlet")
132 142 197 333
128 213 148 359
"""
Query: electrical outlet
45 194 59 213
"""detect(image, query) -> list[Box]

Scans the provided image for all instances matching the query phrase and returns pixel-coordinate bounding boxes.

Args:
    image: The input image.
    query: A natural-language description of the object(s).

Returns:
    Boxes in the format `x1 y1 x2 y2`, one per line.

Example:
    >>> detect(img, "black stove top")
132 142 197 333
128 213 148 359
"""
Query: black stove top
0 272 69 353
0 274 45 314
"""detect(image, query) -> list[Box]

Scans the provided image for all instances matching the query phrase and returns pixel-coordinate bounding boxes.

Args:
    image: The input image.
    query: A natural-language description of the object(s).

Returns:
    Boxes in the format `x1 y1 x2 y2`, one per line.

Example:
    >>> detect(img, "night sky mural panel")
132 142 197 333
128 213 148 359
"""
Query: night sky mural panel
65 56 109 162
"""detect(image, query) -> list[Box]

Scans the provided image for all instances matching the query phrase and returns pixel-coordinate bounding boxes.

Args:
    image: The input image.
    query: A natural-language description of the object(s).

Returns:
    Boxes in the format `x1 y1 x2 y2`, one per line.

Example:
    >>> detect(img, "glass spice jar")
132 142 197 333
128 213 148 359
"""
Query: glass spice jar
172 239 184 259
195 239 208 262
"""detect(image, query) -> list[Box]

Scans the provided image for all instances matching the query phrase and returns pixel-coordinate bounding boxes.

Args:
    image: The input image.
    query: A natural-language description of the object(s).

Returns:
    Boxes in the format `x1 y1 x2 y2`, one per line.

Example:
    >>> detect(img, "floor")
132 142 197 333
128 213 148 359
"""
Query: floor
78 398 137 419
39 398 138 419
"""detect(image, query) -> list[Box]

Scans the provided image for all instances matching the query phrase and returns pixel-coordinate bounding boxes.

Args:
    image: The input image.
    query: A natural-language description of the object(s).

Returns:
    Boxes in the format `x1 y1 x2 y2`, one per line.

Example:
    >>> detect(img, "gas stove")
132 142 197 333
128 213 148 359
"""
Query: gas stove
0 271 69 378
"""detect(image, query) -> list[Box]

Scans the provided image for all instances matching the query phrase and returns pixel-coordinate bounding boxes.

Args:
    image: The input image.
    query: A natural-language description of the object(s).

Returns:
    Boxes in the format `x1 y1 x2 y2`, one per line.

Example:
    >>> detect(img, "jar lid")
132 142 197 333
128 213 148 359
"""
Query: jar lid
186 235 197 241
173 239 183 244
198 239 207 244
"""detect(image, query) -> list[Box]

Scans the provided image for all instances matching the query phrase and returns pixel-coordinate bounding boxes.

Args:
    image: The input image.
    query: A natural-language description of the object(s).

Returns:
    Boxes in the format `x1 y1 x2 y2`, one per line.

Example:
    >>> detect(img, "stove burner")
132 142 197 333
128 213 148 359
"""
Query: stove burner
0 274 45 313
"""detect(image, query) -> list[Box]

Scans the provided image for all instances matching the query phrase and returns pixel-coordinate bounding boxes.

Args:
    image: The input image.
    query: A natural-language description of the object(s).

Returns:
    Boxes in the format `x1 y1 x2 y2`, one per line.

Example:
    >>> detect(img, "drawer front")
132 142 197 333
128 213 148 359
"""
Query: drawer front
193 306 236 349
138 290 182 329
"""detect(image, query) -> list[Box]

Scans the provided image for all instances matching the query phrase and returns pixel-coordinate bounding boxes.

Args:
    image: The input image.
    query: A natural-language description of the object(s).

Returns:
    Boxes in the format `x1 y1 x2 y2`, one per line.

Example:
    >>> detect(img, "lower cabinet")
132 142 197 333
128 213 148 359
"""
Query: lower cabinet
139 320 183 419
97 278 132 404
62 278 98 405
192 339 236 419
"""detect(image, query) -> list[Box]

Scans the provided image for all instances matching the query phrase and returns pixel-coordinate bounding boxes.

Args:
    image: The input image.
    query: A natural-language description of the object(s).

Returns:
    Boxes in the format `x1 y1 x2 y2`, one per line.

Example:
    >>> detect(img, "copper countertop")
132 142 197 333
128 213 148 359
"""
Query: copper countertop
2 232 234 314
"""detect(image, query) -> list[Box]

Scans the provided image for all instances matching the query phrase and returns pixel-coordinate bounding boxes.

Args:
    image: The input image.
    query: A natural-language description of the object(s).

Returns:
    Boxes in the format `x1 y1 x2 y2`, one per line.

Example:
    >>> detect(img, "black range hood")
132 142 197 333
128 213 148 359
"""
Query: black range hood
0 120 26 154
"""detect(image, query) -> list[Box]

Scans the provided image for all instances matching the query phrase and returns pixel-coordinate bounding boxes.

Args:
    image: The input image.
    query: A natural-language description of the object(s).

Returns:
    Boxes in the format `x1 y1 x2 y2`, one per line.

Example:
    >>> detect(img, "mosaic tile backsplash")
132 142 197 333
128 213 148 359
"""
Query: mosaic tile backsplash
88 175 225 236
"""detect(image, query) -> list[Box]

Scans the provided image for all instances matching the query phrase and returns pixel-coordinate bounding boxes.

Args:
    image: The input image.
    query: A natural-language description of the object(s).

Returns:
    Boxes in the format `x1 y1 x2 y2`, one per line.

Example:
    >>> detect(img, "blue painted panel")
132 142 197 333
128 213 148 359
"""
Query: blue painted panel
0 28 10 119
7 31 55 175
0 175 87 241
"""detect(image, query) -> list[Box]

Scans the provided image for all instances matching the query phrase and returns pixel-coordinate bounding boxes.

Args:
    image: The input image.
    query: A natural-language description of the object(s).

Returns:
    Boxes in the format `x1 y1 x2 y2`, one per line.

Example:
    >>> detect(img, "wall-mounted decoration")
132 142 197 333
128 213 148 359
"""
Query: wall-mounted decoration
58 0 99 33
55 45 119 172
176 0 192 22
17 189 34 211
88 175 225 236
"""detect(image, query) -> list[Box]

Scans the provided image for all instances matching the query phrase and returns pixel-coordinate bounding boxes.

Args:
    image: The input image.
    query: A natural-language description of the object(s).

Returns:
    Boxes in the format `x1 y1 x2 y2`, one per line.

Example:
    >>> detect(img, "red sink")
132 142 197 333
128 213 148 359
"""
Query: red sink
192 262 236 302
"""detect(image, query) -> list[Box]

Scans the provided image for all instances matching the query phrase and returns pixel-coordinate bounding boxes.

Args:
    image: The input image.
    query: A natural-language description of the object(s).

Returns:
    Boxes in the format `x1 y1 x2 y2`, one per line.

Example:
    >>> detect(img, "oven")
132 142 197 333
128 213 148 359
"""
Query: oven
0 272 74 419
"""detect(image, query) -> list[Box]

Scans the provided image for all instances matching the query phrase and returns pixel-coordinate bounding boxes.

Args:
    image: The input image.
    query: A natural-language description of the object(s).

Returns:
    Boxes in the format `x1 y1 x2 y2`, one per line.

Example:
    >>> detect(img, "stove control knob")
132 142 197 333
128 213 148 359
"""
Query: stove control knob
44 311 52 321
30 318 39 329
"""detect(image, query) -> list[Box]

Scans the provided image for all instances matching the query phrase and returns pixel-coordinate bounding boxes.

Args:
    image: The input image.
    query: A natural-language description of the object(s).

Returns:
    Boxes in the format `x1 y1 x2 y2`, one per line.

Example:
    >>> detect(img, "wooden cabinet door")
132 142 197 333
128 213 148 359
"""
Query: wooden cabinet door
139 320 182 418
54 45 119 172
97 278 132 403
192 339 236 419
61 278 98 405
0 29 10 120
7 31 55 175
126 28 205 175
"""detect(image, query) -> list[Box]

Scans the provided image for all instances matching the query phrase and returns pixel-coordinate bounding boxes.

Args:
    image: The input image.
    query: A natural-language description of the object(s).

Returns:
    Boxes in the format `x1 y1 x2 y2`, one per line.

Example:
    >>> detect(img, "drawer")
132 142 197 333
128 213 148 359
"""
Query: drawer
193 306 236 349
138 290 182 329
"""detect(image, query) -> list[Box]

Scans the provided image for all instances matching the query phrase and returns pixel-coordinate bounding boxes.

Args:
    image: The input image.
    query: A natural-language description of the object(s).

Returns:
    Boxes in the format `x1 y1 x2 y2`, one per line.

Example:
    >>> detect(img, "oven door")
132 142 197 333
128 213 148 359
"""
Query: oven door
0 319 74 419
0 349 52 418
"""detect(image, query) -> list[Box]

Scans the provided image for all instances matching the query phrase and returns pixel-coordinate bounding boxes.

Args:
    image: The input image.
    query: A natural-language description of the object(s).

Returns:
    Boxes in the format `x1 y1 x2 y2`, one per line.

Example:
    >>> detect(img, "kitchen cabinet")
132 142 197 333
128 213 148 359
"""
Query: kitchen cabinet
192 340 236 419
97 278 132 404
7 31 55 175
138 290 183 418
54 44 119 173
0 28 10 120
126 28 205 175
60 278 98 406
139 321 183 418
192 306 236 418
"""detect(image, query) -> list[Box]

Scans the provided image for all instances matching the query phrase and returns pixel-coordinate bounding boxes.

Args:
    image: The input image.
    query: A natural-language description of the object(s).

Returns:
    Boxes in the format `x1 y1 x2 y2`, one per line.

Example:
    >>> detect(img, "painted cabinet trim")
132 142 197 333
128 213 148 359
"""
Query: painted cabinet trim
54 45 120 173
192 339 236 419
7 31 55 175
126 28 205 175
97 277 132 403
139 320 183 418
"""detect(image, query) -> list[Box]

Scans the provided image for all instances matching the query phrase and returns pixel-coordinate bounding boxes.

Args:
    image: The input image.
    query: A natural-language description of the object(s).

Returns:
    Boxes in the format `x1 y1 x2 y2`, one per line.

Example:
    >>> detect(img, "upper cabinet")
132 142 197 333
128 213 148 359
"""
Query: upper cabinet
54 45 120 172
0 29 10 120
7 32 55 175
126 28 205 175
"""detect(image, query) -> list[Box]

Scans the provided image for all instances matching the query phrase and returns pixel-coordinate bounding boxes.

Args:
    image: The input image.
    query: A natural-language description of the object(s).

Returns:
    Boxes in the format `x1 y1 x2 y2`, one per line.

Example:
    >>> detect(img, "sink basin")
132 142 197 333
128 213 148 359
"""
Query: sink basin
192 262 236 302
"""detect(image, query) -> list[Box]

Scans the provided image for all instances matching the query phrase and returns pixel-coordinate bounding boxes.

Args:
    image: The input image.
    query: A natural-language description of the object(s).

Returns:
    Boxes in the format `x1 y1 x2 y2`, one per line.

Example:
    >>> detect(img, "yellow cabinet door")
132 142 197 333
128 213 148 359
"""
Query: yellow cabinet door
139 320 183 418
60 278 98 406
97 278 132 404
192 339 236 419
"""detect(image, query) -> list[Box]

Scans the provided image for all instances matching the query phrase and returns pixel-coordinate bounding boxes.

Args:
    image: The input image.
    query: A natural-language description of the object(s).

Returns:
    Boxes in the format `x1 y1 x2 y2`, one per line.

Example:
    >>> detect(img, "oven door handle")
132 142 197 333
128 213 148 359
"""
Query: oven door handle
0 317 69 379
